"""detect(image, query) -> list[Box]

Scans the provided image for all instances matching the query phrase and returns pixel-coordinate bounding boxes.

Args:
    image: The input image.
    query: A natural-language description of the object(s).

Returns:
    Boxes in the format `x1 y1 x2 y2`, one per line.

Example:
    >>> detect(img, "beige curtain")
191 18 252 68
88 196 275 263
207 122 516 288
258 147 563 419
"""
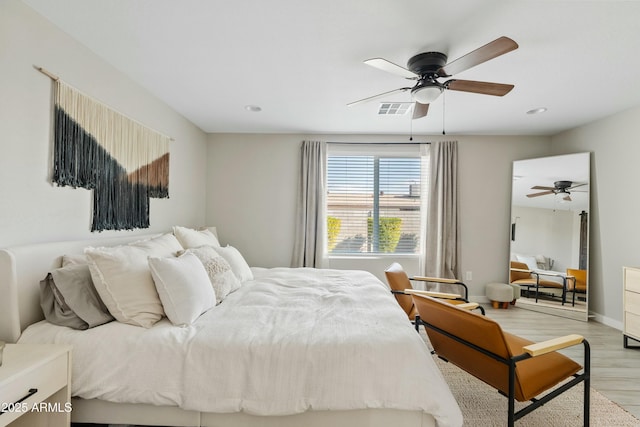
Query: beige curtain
424 141 460 289
291 140 326 267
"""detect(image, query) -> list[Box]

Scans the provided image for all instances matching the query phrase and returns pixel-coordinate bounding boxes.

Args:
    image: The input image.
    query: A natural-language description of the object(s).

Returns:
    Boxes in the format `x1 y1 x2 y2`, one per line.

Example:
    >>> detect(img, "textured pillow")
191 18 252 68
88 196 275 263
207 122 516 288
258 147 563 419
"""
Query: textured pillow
85 233 183 328
212 245 253 282
149 253 215 326
180 246 241 303
173 226 220 249
40 264 114 330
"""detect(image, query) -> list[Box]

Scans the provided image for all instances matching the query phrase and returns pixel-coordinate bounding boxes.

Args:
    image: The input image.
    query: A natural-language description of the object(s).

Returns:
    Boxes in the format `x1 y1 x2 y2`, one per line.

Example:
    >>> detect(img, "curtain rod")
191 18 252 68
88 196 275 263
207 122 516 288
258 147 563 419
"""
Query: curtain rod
34 65 175 142
327 141 431 145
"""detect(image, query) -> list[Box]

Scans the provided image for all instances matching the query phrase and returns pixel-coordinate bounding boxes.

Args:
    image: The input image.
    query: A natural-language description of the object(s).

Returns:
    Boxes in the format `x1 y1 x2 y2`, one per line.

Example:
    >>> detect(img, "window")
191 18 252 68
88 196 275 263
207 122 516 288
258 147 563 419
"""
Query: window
326 143 429 256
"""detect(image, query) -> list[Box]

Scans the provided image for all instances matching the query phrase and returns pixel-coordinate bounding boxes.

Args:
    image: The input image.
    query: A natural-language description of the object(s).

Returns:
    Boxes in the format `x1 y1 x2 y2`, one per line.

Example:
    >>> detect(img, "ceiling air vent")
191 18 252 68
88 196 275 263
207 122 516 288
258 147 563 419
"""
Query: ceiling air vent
378 102 412 116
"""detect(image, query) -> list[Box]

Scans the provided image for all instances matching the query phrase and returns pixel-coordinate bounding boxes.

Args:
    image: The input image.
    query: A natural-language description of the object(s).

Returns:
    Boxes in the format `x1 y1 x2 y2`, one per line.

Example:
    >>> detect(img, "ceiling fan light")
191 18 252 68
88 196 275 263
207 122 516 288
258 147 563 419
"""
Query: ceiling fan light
555 192 570 203
411 85 443 104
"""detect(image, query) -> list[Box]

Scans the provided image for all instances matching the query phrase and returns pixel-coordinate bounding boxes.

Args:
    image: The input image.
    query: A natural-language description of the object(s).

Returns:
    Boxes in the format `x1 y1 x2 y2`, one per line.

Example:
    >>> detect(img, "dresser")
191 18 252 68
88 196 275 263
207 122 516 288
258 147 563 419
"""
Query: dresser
0 344 71 427
623 266 640 348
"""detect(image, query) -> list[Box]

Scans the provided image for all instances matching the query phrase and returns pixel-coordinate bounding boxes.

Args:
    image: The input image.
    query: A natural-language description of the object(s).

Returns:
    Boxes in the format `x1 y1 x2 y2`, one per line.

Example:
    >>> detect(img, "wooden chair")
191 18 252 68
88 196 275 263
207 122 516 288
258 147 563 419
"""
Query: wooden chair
412 293 590 427
384 263 484 331
510 261 568 305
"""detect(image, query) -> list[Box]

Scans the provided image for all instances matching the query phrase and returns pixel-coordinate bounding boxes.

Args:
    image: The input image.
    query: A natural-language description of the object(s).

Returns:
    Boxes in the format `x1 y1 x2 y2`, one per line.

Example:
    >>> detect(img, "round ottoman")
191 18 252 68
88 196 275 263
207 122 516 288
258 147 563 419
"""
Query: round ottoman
508 283 521 304
486 283 515 309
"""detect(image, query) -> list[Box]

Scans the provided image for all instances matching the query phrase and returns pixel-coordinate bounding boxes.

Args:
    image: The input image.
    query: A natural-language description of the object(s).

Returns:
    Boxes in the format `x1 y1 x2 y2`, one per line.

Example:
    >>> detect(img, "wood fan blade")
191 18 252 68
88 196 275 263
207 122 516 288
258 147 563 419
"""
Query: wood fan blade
563 195 572 202
347 87 411 107
531 186 555 191
568 183 588 190
437 36 518 77
446 79 514 96
412 102 429 119
364 58 418 79
527 190 554 198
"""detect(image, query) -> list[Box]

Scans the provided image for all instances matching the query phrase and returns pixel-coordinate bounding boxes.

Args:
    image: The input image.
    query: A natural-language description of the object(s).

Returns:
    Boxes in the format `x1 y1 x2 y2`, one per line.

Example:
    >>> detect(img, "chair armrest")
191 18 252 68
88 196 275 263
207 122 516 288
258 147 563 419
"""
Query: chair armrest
522 334 584 357
510 267 532 274
455 302 480 310
403 289 463 300
533 271 565 278
411 276 462 284
410 276 468 300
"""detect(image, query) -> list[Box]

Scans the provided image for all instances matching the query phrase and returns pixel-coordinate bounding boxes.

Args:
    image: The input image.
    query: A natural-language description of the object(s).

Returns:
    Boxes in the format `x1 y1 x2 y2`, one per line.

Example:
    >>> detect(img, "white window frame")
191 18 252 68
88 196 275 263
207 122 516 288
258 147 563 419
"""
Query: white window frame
325 143 429 258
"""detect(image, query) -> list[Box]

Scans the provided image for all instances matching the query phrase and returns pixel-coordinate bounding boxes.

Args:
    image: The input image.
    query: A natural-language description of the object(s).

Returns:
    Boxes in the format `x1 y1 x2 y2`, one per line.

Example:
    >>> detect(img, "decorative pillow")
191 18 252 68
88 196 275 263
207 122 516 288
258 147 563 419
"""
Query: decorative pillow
516 255 538 271
535 254 552 270
212 245 253 282
148 253 215 326
40 264 114 330
173 226 220 249
85 233 183 328
180 246 241 303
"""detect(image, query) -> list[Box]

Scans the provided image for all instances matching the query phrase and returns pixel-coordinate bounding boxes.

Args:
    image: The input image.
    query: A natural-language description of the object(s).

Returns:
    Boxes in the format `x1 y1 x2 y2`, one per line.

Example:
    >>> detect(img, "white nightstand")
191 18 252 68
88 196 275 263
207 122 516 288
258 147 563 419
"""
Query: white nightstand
0 344 72 427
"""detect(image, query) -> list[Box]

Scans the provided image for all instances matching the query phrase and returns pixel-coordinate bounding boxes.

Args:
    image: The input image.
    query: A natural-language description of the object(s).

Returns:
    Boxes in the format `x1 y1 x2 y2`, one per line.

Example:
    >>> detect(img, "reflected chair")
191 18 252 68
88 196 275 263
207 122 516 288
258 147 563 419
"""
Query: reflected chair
411 293 590 427
384 263 484 331
566 268 587 306
510 261 568 304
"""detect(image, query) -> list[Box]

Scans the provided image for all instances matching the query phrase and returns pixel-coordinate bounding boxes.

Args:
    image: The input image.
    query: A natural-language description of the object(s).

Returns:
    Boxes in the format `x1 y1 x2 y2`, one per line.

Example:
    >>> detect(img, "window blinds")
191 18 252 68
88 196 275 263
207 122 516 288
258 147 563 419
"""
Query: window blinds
326 144 429 255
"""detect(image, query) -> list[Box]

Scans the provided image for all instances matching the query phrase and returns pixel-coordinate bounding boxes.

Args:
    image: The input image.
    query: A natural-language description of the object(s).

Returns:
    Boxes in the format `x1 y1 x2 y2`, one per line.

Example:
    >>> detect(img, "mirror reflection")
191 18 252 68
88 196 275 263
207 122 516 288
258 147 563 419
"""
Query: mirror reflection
509 152 590 321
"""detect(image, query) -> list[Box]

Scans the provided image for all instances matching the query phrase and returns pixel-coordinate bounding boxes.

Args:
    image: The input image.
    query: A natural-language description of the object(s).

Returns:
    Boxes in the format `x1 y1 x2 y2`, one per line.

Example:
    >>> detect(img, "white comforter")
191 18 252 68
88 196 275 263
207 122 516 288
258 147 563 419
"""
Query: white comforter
19 267 462 426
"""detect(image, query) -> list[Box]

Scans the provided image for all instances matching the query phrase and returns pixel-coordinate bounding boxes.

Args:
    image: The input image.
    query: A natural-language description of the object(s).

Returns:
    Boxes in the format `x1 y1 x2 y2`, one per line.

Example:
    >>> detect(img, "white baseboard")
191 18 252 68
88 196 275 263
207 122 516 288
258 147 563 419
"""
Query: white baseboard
590 312 623 331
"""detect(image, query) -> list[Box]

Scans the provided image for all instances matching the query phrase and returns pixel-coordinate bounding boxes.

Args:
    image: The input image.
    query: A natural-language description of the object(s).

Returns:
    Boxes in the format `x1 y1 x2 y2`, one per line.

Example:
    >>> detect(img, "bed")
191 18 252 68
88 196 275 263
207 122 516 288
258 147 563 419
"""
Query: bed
0 230 463 427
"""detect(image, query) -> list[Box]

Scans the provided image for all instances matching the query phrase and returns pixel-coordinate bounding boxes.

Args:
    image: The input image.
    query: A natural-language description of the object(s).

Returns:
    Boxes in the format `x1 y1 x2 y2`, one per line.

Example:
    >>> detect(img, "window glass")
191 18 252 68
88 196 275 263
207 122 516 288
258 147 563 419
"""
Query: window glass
326 144 428 255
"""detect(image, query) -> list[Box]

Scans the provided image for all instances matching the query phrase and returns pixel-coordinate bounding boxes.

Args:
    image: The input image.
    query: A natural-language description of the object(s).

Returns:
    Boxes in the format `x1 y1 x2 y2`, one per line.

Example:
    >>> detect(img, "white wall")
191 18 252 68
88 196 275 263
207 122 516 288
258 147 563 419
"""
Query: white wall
206 133 551 294
510 205 575 272
0 0 208 247
551 106 640 327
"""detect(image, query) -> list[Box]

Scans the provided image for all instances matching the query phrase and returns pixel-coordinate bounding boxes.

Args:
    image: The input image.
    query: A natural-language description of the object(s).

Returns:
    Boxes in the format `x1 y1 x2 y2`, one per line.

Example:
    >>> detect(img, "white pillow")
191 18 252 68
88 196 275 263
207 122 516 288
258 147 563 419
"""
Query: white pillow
181 246 241 303
61 253 89 266
148 253 215 326
85 233 183 328
516 255 538 271
212 245 253 282
173 226 220 249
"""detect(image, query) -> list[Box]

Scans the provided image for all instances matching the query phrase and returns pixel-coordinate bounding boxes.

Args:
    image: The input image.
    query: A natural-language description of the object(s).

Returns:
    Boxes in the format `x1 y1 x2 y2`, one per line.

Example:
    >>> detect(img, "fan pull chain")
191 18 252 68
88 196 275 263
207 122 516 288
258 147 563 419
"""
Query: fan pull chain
409 115 413 141
442 91 446 135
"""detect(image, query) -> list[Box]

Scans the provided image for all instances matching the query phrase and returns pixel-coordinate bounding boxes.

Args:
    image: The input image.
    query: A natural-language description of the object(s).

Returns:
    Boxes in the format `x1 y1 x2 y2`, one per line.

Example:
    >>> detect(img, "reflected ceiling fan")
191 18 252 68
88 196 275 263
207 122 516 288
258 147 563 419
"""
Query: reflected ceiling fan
347 36 518 119
526 181 588 202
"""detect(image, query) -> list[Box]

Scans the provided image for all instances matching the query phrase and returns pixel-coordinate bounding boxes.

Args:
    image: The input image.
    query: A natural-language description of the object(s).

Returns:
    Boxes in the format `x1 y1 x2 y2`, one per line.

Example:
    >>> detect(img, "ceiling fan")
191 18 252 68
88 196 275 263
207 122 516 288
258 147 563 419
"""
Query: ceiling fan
526 180 588 202
348 36 518 119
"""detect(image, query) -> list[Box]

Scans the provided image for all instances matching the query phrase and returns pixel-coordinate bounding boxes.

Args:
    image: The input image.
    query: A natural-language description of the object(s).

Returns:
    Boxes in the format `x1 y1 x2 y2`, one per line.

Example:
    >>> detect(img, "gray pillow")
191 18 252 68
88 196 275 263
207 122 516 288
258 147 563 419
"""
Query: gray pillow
40 264 114 330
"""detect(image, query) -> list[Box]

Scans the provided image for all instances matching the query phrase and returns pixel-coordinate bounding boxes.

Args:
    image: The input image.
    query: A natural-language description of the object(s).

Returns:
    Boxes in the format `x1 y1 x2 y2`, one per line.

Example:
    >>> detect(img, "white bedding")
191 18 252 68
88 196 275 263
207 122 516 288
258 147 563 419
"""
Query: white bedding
19 267 462 426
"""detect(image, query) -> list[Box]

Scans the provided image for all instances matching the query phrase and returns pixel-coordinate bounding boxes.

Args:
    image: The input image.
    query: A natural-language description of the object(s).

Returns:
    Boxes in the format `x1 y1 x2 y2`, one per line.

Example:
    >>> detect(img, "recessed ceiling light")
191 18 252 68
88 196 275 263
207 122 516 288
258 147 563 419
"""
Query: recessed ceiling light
244 105 262 112
526 107 547 115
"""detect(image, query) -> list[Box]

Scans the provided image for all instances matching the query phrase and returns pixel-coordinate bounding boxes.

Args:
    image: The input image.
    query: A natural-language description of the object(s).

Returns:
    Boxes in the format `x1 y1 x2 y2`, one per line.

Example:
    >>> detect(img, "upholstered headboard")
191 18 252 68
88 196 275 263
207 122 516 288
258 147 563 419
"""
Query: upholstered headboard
0 233 160 343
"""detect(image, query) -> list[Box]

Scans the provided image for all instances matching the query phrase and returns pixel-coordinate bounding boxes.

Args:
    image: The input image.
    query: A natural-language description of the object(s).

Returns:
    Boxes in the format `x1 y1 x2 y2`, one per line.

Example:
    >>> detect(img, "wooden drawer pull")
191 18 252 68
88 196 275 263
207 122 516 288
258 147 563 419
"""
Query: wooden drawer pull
0 388 38 415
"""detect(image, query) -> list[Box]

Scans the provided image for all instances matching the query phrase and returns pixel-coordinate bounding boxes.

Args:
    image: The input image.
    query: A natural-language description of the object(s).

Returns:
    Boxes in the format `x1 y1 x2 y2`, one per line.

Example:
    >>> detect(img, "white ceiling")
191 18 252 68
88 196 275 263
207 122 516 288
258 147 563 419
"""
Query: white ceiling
22 0 640 136
511 152 590 211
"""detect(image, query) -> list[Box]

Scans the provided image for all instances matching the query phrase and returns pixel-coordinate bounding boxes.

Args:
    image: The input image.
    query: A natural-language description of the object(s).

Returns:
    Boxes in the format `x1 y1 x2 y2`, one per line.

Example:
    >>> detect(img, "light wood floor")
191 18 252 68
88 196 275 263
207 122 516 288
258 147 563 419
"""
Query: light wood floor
483 303 640 420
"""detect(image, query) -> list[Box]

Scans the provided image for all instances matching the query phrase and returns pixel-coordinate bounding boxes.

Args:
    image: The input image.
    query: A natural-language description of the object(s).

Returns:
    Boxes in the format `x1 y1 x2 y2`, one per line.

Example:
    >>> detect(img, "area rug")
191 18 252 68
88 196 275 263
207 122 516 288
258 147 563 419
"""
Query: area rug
435 357 640 426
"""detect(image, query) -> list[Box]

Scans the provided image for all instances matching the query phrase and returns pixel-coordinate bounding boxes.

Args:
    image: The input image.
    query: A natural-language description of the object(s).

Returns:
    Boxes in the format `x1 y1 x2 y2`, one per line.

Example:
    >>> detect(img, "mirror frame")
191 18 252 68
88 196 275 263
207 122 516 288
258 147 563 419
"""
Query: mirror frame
509 152 590 321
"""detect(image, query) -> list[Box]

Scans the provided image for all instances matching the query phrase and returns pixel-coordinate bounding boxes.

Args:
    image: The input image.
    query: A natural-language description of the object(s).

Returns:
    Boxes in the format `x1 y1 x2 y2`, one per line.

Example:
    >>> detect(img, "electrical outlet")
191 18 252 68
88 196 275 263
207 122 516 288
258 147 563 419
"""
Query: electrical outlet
465 271 473 281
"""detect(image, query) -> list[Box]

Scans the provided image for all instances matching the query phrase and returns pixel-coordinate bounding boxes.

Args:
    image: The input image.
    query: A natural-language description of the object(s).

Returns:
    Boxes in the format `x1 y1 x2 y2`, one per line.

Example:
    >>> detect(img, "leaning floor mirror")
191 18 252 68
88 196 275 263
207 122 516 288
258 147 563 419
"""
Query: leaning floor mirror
509 152 590 321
